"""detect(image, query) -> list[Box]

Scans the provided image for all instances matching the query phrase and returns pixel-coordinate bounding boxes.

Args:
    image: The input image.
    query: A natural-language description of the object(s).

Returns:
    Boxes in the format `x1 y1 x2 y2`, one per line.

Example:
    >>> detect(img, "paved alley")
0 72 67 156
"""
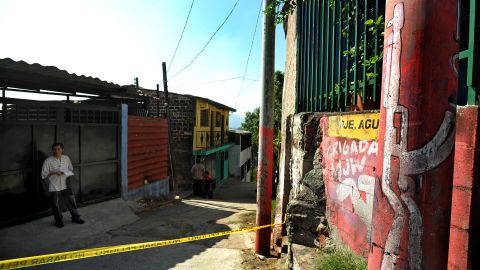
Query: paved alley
0 178 259 270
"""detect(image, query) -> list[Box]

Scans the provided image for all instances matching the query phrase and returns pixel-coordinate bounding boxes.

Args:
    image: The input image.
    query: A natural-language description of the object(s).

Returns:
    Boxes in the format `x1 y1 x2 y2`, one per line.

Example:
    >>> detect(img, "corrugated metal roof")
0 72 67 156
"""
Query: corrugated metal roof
229 129 252 134
0 58 142 99
190 95 236 112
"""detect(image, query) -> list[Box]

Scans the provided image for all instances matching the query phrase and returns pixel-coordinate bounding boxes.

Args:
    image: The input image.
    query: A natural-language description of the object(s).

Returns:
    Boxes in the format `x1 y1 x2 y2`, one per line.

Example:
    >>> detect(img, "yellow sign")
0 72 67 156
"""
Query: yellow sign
0 216 286 270
328 112 380 140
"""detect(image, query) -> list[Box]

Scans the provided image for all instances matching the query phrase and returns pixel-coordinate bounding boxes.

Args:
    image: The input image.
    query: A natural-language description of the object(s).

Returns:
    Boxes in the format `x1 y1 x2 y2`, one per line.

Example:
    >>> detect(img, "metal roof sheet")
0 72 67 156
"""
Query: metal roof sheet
0 58 141 100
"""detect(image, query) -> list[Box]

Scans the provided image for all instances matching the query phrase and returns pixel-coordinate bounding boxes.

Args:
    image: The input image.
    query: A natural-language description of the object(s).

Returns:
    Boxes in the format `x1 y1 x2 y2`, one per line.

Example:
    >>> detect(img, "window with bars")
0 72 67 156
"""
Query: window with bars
200 109 209 127
296 0 385 113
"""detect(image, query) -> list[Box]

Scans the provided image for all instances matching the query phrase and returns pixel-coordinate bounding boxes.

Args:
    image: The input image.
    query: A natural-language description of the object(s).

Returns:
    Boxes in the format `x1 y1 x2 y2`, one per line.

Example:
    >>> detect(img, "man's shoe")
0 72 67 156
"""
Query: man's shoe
55 221 64 228
72 218 85 224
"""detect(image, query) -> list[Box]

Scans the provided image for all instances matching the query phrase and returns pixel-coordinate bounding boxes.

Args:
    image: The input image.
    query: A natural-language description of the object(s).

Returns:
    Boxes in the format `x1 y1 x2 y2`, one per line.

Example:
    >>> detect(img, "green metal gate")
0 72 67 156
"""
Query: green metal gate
296 0 385 113
460 0 479 105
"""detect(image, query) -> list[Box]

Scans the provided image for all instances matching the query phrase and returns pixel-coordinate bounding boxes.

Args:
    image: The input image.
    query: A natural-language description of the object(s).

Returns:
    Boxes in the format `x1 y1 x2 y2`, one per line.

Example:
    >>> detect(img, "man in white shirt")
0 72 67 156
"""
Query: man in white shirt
191 157 206 197
41 142 84 228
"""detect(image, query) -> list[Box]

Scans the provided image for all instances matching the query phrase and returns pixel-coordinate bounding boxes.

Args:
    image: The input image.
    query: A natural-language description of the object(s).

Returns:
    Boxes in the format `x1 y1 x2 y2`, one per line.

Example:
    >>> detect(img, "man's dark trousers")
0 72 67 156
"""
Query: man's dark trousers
193 179 205 197
50 189 80 223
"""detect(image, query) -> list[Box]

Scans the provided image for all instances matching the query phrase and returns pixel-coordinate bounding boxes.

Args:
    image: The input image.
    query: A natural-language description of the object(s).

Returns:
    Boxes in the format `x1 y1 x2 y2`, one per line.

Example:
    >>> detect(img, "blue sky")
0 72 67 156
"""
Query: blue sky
0 0 286 116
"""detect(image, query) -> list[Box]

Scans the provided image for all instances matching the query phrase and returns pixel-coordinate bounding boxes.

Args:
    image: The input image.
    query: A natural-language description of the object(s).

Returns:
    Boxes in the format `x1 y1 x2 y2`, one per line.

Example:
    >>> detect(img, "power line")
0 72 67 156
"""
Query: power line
240 74 261 93
167 0 195 72
234 73 261 106
170 71 260 87
237 0 262 97
169 0 241 81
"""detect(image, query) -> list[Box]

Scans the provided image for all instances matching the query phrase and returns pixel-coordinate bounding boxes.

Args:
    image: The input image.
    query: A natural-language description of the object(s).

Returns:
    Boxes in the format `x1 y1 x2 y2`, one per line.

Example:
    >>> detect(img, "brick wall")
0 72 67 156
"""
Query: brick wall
448 106 480 270
142 89 196 191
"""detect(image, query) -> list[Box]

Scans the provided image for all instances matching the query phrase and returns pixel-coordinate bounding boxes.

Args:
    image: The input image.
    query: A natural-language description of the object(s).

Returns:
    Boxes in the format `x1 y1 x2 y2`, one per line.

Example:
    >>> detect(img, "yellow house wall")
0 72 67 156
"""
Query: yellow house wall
193 99 230 151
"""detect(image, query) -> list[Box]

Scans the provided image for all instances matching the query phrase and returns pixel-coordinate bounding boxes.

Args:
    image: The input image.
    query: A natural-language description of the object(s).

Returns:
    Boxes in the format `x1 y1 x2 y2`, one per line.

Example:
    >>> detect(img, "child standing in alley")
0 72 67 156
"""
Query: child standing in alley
204 171 215 199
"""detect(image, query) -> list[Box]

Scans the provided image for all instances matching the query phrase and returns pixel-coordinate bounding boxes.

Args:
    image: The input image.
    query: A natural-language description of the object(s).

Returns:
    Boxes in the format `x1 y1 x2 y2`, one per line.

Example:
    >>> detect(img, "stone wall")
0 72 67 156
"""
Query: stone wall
286 113 326 248
280 111 380 259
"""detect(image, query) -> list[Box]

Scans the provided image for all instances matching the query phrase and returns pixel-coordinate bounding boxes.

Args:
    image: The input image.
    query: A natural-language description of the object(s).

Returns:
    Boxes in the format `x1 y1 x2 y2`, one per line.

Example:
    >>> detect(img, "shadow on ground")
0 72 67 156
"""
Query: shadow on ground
0 178 257 270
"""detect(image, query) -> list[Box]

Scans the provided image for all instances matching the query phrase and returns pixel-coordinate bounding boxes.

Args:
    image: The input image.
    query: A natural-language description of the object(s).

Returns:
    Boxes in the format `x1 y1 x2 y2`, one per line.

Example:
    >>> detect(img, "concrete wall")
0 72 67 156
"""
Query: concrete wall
239 146 251 166
228 145 240 177
124 178 170 201
273 3 298 249
283 111 379 256
320 112 379 256
227 145 252 181
228 132 252 182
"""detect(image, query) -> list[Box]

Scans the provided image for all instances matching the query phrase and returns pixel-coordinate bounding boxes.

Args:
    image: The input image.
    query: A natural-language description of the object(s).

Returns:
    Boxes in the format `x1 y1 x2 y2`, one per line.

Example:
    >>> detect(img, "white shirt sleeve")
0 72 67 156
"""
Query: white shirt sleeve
62 156 74 176
41 158 50 180
66 156 74 172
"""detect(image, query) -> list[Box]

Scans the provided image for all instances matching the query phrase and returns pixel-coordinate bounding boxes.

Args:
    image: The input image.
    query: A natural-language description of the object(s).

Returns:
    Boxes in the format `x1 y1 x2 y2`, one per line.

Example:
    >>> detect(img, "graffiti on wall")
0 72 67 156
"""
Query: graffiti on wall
325 138 378 241
328 113 380 140
379 2 456 269
322 112 380 254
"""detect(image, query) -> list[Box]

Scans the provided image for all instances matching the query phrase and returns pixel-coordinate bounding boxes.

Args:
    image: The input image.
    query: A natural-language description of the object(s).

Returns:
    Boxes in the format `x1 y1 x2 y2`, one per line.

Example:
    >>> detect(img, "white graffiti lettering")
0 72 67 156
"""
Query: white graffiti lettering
336 175 375 239
326 139 378 242
380 3 455 269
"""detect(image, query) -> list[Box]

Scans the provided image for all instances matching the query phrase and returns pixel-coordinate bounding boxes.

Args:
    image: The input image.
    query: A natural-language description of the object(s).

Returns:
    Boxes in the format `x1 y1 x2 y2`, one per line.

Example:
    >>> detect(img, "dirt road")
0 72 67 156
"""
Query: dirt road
0 178 271 270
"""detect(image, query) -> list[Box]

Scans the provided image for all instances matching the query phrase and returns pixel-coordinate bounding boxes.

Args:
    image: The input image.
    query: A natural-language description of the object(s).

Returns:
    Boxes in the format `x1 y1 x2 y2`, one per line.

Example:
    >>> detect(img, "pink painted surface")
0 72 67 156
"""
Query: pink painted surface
447 106 480 270
320 117 378 257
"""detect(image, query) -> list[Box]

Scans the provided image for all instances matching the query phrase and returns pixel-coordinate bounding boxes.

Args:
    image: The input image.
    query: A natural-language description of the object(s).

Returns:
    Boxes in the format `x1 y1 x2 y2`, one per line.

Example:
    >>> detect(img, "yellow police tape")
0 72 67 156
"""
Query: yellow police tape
0 216 286 269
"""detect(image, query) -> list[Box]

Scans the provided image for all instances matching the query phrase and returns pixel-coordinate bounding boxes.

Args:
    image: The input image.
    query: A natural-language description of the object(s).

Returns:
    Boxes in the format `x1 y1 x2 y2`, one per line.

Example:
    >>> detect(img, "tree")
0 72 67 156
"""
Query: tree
241 71 284 166
241 107 260 161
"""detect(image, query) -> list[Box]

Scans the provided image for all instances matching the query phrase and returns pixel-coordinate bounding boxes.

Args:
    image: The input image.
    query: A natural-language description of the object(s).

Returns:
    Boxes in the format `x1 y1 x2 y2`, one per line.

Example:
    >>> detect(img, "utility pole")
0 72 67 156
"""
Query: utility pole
255 0 275 257
156 84 160 117
162 62 176 197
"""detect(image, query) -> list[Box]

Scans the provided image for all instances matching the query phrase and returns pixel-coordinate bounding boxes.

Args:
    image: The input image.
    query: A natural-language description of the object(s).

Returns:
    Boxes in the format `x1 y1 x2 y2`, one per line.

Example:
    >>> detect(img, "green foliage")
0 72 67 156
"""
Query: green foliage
273 70 284 164
316 248 367 270
265 0 297 25
241 107 260 159
240 71 284 165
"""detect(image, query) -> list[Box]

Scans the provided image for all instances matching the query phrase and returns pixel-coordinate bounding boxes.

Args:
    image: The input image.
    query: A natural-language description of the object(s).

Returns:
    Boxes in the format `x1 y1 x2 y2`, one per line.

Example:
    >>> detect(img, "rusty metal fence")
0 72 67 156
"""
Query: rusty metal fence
128 116 168 190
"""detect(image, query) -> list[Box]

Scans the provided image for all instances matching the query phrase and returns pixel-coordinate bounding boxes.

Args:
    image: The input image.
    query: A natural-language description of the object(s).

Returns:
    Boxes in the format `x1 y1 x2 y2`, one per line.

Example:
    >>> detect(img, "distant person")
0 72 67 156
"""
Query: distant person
191 157 206 197
273 166 279 199
41 143 84 228
204 171 215 199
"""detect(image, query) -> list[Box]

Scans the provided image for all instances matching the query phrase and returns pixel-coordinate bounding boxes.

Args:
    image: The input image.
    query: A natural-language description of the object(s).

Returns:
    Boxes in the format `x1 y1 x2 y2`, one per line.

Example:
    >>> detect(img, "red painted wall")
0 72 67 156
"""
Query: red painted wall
320 117 378 257
128 116 168 189
370 0 458 269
